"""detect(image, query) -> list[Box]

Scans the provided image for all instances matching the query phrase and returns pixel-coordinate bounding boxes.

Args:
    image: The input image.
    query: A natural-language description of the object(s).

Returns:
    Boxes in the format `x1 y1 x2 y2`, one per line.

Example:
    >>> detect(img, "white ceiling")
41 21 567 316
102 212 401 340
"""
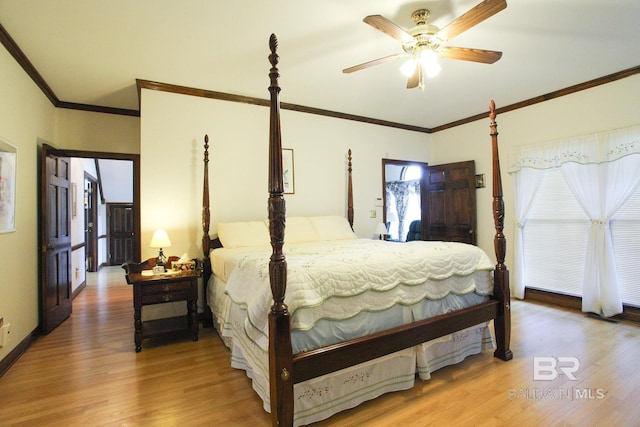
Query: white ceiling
1 0 638 129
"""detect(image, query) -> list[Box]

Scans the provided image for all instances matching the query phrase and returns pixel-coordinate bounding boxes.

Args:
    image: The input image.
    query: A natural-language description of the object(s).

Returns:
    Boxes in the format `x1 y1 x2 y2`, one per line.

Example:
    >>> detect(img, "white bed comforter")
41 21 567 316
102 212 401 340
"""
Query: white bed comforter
217 239 493 351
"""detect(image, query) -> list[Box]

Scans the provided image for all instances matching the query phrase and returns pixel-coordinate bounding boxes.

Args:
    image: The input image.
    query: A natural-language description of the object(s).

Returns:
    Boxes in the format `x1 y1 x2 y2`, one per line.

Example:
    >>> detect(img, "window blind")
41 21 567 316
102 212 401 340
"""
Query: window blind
523 167 640 307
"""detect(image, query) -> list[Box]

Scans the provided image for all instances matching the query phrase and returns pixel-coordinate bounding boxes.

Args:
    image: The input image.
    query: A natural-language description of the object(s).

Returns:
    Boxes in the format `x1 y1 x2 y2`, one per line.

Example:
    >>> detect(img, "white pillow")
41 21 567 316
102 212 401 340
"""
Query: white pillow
311 216 357 240
217 221 270 248
275 217 321 243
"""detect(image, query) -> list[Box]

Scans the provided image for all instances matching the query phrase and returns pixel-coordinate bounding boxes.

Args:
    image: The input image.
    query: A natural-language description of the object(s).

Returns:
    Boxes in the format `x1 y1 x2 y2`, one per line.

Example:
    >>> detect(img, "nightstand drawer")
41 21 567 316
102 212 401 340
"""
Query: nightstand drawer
141 290 190 304
141 281 191 295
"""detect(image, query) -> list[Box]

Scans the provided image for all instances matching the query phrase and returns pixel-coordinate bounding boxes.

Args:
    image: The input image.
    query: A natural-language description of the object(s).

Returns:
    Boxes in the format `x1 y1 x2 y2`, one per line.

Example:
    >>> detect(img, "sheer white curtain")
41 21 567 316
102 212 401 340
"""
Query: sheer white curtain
511 168 545 299
509 125 640 317
560 155 640 316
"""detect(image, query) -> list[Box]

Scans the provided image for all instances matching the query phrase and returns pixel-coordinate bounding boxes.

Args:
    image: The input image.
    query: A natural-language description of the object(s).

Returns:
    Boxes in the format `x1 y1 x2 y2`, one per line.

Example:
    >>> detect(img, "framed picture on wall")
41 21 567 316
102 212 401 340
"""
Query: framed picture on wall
283 148 295 194
0 137 17 233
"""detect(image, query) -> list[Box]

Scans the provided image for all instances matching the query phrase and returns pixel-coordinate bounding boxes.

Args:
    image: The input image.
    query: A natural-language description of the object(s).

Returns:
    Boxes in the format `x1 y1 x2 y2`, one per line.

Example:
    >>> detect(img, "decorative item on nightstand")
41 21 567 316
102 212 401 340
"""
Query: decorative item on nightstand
149 229 172 273
375 222 388 240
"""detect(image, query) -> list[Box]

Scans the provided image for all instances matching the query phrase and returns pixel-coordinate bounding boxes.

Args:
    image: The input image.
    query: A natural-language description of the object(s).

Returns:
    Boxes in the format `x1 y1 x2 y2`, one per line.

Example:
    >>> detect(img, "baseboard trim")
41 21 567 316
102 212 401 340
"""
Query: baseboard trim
525 288 640 323
0 326 40 378
72 281 87 300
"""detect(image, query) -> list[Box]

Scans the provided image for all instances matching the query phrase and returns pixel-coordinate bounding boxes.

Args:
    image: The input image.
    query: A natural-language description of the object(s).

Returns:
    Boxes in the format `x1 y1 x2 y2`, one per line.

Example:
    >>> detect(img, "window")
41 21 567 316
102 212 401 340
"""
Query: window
610 185 640 306
510 124 640 316
524 168 640 307
524 168 588 298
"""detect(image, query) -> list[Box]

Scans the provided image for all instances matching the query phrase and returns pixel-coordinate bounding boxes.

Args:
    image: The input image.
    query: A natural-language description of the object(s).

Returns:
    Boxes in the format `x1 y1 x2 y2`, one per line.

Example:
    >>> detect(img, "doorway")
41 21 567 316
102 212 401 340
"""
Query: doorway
382 158 428 241
39 148 140 334
382 159 477 244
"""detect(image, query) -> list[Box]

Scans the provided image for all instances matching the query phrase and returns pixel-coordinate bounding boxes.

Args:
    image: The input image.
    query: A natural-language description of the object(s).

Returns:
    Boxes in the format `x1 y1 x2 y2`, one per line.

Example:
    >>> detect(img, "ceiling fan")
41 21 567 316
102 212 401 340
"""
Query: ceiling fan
343 0 507 90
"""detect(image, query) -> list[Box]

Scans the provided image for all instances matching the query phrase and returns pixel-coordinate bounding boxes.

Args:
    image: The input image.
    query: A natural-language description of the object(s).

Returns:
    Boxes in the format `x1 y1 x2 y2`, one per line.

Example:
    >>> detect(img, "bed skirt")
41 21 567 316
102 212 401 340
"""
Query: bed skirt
208 275 495 426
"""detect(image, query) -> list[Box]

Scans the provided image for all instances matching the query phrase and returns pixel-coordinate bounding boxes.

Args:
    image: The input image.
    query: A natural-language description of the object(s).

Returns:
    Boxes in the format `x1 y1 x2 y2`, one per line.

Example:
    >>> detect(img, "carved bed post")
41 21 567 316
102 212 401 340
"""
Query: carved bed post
489 100 513 361
202 134 211 258
201 135 214 327
267 34 294 426
347 149 354 229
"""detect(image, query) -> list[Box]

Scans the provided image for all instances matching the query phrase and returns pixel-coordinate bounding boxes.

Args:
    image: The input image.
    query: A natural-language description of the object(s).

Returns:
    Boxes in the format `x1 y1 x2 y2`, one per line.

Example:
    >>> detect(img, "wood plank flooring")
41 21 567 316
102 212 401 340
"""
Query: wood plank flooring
1 266 638 426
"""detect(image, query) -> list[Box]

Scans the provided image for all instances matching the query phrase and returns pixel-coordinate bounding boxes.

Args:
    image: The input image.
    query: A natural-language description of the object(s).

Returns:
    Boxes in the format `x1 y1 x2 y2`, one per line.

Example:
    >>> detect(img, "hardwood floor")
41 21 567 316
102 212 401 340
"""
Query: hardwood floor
1 267 639 426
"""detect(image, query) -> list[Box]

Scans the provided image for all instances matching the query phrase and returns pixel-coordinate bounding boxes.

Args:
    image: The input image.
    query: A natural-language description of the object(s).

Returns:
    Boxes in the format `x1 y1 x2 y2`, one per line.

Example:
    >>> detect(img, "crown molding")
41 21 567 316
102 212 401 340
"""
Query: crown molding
2 22 638 131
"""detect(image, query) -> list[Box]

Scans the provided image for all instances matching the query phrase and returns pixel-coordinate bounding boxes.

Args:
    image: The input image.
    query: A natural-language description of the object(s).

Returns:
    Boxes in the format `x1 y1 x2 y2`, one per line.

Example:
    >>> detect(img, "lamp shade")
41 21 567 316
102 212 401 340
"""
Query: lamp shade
375 223 388 235
149 229 172 248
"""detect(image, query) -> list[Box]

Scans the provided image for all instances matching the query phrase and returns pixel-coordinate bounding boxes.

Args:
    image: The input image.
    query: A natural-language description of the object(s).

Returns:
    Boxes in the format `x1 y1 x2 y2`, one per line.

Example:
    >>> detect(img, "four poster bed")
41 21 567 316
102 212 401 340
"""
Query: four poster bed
201 34 512 426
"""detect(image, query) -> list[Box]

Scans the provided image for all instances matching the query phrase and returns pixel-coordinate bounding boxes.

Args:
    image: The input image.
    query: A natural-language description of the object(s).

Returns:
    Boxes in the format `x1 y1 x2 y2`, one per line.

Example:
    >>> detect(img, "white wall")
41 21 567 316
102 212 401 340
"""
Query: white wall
56 109 139 154
140 89 431 261
99 159 133 202
430 74 640 277
0 44 57 360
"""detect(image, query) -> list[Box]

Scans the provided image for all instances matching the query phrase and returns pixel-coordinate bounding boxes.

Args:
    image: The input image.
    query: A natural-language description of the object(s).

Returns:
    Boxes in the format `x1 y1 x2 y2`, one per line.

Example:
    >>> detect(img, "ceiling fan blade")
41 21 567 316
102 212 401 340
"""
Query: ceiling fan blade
363 15 414 44
407 66 420 89
440 46 503 64
342 53 405 73
436 0 507 42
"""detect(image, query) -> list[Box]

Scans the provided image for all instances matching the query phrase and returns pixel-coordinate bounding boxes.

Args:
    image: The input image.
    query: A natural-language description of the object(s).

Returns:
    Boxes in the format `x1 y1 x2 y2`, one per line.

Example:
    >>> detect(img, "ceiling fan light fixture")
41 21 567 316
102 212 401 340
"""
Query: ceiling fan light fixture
417 49 441 78
400 58 417 77
424 61 441 78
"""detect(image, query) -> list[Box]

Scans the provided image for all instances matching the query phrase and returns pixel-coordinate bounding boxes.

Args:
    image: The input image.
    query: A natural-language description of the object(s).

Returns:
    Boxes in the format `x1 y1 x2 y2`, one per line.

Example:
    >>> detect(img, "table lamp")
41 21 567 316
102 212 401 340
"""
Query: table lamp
150 229 172 273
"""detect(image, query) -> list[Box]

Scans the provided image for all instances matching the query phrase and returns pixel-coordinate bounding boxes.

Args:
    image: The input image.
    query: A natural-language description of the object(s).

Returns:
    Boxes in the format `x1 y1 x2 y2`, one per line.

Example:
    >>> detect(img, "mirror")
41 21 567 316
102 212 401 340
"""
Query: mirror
382 159 428 242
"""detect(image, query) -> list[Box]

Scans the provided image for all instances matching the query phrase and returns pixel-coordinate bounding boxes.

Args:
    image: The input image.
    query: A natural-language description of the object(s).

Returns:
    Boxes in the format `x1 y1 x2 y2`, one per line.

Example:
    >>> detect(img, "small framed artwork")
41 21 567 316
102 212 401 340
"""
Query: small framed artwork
282 148 295 194
0 137 17 233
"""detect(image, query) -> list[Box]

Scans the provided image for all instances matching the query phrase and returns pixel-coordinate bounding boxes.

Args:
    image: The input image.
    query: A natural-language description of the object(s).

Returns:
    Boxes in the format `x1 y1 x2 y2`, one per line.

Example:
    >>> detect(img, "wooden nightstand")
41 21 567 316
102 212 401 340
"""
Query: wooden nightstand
123 257 200 352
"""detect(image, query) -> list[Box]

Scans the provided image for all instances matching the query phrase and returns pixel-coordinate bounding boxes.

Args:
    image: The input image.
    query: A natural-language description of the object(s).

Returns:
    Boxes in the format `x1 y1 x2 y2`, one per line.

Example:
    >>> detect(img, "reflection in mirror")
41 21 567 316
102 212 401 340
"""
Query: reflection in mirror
382 159 428 242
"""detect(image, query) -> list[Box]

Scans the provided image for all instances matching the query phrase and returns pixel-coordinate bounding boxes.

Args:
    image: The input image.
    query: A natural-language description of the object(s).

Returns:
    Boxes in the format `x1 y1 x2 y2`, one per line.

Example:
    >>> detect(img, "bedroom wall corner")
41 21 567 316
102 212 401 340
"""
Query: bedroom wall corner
430 74 640 272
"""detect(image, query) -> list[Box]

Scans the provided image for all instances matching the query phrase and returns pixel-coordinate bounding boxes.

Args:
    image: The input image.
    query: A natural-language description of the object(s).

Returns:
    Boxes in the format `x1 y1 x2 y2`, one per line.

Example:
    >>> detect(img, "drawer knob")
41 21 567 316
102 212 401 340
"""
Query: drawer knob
163 294 172 302
163 285 170 292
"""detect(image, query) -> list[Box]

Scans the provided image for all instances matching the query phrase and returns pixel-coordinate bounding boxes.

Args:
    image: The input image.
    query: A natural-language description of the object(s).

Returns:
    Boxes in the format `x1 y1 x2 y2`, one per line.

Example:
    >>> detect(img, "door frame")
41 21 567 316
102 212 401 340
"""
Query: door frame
38 148 141 333
67 150 142 264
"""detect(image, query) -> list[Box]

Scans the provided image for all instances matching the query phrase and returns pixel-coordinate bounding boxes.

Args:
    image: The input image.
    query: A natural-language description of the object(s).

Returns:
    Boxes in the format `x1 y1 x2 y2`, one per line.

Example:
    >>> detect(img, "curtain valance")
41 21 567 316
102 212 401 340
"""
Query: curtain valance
508 124 640 173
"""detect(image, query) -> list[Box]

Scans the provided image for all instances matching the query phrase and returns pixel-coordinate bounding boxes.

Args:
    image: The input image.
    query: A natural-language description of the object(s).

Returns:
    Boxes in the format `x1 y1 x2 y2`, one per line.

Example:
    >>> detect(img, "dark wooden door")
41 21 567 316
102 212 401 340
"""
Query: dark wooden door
108 203 135 265
423 160 477 244
40 145 72 334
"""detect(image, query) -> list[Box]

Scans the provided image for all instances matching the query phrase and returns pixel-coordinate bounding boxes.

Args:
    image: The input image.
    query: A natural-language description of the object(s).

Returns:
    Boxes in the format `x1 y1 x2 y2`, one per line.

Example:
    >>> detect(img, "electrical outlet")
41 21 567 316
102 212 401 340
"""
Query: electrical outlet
1 323 11 347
